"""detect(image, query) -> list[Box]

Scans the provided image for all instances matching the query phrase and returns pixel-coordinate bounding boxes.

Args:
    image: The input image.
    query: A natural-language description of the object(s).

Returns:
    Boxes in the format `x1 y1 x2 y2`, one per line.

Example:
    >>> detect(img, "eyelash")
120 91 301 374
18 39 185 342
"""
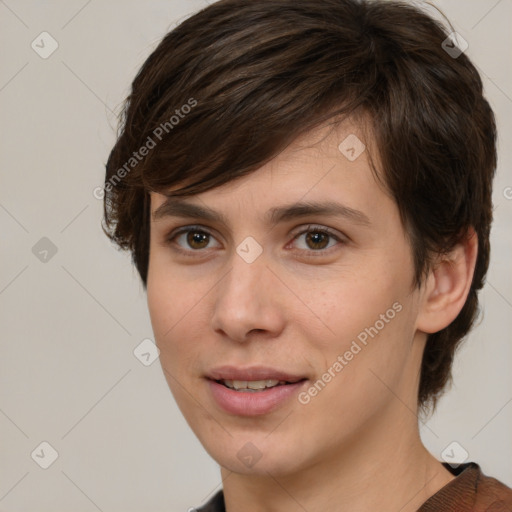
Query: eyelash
165 224 344 258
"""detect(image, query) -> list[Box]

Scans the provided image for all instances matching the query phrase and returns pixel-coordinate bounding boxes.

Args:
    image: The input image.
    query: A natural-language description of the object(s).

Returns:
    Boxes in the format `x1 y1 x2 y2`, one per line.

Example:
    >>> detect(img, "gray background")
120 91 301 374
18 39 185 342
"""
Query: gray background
1 1 511 510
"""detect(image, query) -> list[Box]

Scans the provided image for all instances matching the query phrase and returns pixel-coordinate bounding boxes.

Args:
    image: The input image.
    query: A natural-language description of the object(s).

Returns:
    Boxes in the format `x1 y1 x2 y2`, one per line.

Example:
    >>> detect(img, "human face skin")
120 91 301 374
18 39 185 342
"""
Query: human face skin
147 122 449 510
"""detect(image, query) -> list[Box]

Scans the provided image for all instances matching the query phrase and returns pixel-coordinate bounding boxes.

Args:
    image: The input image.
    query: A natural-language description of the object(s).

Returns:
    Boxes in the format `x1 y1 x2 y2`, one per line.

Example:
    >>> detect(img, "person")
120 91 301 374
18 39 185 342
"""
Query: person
102 0 512 510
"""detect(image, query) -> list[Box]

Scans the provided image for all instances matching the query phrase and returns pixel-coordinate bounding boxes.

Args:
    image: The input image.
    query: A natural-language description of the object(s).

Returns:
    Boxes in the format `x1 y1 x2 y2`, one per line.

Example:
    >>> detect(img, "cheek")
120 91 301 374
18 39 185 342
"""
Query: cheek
146 256 216 378
296 268 406 349
147 243 199 337
302 303 417 431
146 271 202 411
147 260 193 360
298 265 417 398
146 269 174 342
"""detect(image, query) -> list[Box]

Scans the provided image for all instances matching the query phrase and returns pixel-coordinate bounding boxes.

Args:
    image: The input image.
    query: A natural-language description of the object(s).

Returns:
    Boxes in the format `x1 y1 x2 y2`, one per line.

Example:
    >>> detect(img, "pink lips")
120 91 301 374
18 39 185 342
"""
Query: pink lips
206 365 306 383
205 365 308 416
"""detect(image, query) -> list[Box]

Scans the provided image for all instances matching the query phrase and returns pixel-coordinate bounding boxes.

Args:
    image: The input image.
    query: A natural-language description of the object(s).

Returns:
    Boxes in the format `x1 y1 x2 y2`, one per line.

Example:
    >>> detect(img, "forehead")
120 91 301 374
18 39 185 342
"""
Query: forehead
150 119 387 214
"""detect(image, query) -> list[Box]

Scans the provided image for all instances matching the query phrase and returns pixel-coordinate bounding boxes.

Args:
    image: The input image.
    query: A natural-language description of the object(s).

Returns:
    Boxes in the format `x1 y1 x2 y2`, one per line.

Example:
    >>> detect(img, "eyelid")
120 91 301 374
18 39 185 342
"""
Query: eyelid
168 224 216 239
290 224 343 239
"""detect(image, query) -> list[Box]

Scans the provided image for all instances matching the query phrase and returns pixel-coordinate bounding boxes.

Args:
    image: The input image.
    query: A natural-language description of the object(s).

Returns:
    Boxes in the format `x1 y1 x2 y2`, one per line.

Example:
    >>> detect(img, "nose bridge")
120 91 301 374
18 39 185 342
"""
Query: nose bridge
220 249 267 308
211 248 283 341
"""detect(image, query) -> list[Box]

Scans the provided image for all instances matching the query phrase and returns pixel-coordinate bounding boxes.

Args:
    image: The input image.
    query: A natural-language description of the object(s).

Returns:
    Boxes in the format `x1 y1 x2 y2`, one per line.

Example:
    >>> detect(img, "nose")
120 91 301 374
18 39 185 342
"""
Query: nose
210 251 286 343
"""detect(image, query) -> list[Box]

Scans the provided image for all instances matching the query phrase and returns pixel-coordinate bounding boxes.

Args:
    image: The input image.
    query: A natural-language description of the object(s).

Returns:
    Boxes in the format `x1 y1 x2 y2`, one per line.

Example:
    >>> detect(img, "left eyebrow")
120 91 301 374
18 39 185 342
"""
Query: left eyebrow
152 197 371 227
266 200 371 227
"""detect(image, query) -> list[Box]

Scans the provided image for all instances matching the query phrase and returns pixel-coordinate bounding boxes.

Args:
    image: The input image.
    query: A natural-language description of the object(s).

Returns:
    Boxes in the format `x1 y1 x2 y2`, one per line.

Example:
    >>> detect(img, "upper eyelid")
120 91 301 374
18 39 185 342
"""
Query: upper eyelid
170 224 220 240
292 224 341 238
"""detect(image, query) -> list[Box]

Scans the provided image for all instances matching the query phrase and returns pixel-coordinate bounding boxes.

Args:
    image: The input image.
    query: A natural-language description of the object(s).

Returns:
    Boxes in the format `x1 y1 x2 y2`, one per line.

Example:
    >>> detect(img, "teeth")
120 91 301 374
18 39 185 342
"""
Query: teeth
247 379 280 390
233 380 248 390
222 379 283 391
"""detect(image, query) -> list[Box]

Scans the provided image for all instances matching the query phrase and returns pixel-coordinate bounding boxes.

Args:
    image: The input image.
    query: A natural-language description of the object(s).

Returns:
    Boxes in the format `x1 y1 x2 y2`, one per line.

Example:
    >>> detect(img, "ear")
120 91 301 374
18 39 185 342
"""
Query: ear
416 228 478 334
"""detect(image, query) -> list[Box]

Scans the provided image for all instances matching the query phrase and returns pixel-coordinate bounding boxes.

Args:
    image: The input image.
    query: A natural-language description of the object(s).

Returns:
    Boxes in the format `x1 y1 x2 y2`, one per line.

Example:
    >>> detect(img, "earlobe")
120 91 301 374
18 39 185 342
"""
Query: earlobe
416 229 478 334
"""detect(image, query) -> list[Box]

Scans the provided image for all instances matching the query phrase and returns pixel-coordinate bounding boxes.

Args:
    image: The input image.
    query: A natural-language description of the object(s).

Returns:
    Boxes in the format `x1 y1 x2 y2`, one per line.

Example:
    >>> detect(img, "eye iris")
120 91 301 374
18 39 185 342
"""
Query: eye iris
306 231 329 250
187 231 209 249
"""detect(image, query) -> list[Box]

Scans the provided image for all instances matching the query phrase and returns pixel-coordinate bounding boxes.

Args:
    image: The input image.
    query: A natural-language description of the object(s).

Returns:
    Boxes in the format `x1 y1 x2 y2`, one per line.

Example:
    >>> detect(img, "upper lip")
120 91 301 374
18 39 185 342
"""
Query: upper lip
206 366 307 383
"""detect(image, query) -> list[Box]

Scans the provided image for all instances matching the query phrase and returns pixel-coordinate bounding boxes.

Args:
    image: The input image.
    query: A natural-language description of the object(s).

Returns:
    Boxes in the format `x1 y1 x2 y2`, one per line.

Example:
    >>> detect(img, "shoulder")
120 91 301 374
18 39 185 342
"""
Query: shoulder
194 489 225 512
419 462 512 511
473 464 512 511
193 464 512 512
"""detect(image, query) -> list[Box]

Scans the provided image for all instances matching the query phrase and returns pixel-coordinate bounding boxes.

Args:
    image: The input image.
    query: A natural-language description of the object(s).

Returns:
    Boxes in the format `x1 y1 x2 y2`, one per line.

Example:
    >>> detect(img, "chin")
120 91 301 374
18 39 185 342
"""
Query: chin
201 432 306 477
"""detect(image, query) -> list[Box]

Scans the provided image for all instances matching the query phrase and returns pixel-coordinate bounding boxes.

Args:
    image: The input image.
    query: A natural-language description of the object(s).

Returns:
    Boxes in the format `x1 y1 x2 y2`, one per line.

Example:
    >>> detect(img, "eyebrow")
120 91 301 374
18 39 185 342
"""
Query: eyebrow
152 197 371 227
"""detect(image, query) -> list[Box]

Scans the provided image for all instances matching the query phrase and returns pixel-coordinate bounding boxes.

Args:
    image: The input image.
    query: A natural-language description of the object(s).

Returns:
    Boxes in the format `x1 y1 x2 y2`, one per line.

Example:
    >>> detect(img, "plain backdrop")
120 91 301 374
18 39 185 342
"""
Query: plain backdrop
1 1 511 511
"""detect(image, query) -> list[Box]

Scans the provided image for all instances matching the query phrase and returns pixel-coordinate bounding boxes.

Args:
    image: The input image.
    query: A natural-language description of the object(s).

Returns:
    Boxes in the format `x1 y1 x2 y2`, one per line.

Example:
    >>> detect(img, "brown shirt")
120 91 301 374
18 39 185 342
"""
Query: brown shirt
196 463 512 512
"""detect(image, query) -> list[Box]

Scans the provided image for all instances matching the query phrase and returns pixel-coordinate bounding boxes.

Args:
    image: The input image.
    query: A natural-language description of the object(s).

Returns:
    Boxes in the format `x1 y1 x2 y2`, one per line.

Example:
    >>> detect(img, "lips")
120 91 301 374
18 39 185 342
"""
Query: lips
206 365 307 383
205 366 308 415
207 379 308 415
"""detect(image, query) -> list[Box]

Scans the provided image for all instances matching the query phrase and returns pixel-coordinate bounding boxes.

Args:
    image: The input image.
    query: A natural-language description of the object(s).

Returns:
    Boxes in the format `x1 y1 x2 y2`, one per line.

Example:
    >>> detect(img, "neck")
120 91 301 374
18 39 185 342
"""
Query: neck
220 405 454 512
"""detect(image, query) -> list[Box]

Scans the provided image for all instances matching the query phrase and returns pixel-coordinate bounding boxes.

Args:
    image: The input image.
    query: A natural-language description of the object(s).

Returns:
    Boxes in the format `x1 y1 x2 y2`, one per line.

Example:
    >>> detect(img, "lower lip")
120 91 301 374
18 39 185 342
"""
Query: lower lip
207 379 307 416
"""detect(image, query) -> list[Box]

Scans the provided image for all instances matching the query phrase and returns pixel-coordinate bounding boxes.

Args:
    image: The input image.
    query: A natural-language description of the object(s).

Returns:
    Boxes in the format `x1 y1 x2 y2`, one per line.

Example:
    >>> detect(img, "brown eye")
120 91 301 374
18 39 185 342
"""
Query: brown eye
187 231 210 249
305 231 330 250
292 226 341 252
170 227 221 252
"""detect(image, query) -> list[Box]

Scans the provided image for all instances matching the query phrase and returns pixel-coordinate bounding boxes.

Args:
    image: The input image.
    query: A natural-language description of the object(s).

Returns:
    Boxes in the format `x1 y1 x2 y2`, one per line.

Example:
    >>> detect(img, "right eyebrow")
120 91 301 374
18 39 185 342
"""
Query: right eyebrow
152 198 229 227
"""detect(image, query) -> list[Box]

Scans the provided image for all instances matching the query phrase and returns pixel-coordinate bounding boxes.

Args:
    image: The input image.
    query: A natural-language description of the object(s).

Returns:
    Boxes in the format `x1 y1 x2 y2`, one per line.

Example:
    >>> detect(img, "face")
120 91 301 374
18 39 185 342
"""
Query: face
147 122 429 477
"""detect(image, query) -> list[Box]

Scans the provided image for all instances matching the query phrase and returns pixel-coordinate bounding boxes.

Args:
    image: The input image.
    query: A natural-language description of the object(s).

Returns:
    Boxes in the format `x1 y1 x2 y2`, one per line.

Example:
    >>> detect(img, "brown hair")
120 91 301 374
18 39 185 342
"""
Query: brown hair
103 0 497 411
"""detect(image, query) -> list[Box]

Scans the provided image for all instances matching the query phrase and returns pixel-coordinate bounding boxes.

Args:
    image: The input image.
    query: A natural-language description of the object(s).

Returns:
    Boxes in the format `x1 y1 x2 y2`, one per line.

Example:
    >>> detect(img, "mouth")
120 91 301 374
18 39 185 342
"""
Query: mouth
205 366 309 415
